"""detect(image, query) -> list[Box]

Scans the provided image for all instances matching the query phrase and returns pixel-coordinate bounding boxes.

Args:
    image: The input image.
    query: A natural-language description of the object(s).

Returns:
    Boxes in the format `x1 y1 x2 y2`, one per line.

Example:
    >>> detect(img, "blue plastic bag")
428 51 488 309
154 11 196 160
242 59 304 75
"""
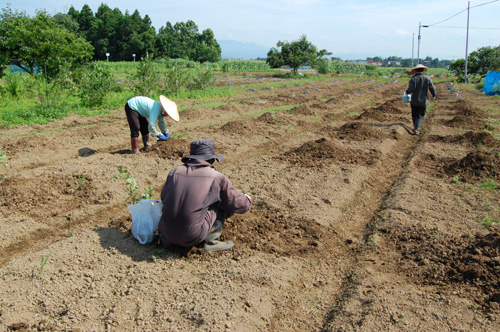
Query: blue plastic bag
483 71 500 96
128 199 162 244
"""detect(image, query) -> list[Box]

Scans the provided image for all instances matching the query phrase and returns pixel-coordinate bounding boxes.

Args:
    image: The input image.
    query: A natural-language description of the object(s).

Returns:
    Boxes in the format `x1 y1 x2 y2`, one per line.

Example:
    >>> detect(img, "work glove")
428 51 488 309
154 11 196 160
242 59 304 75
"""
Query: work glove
162 132 171 139
157 133 169 141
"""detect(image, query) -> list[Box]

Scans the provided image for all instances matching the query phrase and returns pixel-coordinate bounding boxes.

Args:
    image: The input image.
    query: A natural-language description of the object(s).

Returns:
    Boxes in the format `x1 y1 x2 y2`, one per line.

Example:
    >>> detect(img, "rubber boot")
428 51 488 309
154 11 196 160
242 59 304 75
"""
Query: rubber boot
142 134 152 151
131 138 141 154
204 240 234 252
203 217 234 252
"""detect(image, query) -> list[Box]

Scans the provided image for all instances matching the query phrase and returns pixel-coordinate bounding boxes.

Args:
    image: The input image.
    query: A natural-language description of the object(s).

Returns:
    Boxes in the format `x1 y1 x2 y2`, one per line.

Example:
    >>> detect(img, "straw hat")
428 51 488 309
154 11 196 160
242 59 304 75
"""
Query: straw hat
411 64 428 72
159 95 180 122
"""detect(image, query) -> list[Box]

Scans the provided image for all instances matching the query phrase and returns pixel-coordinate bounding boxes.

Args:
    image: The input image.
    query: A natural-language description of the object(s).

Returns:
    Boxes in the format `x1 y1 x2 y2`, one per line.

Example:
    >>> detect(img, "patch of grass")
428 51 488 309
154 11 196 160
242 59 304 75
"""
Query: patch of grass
479 179 498 191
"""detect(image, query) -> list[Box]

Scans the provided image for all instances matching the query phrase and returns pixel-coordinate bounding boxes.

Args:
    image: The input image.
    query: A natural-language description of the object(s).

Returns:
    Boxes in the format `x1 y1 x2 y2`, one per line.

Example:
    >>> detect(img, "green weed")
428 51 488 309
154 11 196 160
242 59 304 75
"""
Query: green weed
39 252 52 277
480 179 498 191
76 173 87 183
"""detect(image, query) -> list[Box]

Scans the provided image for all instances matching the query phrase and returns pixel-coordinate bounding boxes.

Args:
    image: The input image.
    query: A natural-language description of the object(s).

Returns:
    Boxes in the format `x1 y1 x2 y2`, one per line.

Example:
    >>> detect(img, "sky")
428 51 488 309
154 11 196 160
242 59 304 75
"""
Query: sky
5 0 500 60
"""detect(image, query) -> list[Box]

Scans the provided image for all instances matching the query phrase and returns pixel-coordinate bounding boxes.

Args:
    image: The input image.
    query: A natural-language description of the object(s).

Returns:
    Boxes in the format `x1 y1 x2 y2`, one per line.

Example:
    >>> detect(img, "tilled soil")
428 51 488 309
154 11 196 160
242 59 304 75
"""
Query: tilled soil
1 73 500 331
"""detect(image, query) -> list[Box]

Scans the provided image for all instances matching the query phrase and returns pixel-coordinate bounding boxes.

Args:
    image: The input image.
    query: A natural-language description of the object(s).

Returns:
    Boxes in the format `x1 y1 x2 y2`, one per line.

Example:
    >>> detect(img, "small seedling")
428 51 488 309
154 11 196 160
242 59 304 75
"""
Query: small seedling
0 151 9 167
152 249 165 259
76 173 87 183
39 252 52 277
116 166 153 204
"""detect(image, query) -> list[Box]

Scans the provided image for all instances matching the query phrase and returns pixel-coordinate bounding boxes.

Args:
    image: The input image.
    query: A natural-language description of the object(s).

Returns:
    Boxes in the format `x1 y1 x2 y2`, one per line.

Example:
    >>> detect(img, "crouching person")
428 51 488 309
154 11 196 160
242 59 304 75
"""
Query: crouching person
158 139 252 252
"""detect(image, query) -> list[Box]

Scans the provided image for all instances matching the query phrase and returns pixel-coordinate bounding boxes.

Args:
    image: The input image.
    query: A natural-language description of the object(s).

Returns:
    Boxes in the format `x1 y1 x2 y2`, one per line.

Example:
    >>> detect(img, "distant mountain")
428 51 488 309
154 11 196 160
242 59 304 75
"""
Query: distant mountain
218 40 270 60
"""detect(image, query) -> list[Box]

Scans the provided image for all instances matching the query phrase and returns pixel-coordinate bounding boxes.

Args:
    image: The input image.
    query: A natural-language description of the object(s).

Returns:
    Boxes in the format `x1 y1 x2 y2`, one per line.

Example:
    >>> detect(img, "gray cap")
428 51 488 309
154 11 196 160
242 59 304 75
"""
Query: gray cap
181 139 224 163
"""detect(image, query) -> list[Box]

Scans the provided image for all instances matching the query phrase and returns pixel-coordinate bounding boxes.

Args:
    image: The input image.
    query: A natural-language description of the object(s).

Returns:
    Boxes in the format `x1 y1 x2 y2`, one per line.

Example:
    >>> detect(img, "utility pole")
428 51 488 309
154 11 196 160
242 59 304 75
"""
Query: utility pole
412 33 415 68
464 1 470 83
417 22 429 65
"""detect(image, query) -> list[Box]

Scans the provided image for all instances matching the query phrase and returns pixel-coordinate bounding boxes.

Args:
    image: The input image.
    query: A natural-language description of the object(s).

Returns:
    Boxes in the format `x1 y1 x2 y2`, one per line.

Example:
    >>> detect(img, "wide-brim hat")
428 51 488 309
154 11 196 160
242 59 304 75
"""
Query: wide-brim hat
412 64 428 72
181 139 224 163
159 95 180 122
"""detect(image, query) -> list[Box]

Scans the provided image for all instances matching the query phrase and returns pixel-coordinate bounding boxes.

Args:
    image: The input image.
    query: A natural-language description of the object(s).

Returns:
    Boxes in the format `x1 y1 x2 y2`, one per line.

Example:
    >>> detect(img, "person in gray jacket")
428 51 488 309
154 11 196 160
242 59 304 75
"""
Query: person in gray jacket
158 139 252 252
405 64 437 135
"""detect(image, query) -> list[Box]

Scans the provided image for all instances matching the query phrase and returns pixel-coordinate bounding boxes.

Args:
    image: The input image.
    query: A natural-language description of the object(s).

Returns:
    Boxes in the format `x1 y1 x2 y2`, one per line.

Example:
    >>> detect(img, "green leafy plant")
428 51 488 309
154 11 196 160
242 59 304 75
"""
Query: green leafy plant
76 63 116 107
116 166 153 204
127 53 162 97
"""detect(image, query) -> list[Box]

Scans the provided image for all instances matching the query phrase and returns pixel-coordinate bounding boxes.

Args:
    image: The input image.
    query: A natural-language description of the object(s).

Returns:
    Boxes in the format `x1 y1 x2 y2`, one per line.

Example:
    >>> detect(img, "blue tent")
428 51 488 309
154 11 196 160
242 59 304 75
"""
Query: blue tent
483 71 500 95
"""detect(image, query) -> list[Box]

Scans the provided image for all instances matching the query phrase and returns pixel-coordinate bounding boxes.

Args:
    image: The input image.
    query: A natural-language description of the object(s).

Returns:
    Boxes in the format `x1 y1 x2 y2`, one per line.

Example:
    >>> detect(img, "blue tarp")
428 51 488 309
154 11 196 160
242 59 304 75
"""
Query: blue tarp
483 71 500 96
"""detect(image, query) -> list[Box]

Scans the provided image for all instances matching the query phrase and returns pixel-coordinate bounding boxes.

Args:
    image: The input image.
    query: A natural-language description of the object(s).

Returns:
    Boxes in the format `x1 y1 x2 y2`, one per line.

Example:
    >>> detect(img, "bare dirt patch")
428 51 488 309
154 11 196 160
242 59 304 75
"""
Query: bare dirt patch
1 77 500 331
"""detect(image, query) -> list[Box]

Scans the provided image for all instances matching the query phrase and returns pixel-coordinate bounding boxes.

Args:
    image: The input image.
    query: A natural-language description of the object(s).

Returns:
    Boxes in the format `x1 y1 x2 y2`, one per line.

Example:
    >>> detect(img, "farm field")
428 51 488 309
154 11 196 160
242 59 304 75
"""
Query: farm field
1 73 500 331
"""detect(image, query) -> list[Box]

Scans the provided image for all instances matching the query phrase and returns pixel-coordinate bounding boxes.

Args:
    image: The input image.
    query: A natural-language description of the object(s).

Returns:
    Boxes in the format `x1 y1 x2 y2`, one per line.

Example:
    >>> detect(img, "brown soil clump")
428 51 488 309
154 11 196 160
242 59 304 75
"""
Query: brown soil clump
444 151 500 182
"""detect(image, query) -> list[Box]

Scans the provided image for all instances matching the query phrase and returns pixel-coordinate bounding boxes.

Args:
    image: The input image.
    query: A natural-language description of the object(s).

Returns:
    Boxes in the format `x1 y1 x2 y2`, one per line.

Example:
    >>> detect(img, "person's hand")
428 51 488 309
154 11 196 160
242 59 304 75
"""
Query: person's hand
157 133 169 141
162 132 171 139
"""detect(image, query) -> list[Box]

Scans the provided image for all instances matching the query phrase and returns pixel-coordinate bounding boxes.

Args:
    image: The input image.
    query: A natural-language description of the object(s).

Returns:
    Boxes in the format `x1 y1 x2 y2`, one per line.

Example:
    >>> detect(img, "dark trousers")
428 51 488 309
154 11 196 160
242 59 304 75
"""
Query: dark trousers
125 103 149 139
411 104 426 130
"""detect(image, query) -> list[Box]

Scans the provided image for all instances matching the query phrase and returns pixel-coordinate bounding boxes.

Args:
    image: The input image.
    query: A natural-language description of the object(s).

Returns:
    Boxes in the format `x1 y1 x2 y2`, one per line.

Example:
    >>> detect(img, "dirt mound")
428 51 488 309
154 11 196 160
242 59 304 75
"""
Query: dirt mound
387 224 500 311
228 207 327 258
287 104 316 116
0 174 103 218
370 100 404 114
450 99 484 116
333 122 386 140
426 131 498 148
215 103 242 113
281 137 378 167
356 109 388 122
220 119 258 135
444 151 500 182
180 108 202 120
148 138 189 159
257 112 287 124
446 115 487 129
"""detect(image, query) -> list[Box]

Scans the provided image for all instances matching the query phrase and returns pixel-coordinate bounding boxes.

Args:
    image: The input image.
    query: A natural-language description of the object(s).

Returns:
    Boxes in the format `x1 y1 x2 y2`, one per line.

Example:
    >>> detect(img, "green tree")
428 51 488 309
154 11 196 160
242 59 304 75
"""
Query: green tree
450 46 500 81
156 20 221 62
0 5 94 78
266 35 330 74
119 10 156 61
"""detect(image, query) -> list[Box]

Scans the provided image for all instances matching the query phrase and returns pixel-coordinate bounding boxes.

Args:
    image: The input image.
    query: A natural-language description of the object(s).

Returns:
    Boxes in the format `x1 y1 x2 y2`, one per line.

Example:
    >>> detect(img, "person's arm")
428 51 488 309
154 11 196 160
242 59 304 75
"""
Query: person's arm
429 78 437 99
147 103 162 137
158 116 168 134
218 176 252 214
406 78 415 95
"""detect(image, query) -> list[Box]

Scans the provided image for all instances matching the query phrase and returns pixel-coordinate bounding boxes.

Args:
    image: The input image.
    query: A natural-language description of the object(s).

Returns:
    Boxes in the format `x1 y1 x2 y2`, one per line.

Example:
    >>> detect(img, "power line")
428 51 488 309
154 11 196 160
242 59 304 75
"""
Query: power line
425 0 499 27
425 25 500 29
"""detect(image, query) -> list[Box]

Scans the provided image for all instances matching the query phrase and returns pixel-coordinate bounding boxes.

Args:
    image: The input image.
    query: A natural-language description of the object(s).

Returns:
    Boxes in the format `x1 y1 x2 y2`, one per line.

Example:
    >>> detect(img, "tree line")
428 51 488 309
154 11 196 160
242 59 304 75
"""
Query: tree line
1 3 221 68
60 4 221 63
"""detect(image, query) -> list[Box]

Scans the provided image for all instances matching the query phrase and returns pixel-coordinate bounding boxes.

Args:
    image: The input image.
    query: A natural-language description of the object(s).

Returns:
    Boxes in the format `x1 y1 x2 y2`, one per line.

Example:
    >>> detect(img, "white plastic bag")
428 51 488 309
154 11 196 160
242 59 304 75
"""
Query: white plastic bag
402 91 411 103
128 199 162 244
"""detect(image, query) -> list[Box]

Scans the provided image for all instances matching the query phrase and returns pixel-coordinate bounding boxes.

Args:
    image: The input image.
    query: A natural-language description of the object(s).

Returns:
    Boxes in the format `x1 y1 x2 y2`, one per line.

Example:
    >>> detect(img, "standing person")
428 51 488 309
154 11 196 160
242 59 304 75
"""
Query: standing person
158 139 252 252
405 64 437 135
125 95 179 154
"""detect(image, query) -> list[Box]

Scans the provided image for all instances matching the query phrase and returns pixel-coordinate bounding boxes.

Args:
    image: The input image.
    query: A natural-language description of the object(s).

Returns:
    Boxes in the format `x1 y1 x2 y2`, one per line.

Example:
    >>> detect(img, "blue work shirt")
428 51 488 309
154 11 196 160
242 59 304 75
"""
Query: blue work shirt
127 96 168 137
